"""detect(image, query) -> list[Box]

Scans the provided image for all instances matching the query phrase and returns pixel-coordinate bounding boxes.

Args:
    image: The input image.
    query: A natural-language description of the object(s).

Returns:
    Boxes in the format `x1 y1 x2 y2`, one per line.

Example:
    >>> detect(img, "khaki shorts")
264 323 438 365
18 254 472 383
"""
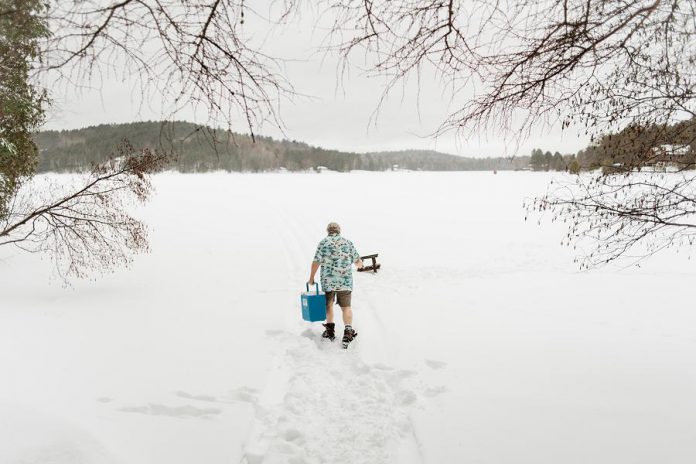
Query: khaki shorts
325 290 352 308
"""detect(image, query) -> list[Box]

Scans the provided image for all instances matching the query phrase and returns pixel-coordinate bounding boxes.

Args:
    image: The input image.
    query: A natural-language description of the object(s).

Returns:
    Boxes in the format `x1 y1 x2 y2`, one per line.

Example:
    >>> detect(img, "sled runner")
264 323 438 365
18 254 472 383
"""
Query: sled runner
358 254 380 273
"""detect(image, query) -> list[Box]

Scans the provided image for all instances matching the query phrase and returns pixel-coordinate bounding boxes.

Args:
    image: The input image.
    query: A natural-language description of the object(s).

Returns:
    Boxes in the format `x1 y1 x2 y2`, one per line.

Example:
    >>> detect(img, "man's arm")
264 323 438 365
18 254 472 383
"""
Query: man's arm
352 243 363 270
309 261 320 285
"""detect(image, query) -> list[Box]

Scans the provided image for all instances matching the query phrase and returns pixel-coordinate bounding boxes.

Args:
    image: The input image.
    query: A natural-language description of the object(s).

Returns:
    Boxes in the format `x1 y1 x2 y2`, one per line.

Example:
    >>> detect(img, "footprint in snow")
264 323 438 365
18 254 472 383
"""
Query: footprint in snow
398 390 418 405
424 386 448 397
425 359 448 369
176 391 218 402
372 363 394 371
227 386 259 404
118 403 222 419
282 428 305 444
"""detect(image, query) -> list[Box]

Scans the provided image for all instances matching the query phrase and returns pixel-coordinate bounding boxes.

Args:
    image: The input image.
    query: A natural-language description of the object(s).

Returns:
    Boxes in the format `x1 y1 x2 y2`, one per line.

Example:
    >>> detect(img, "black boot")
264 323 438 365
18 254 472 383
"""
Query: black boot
322 322 336 341
342 326 358 349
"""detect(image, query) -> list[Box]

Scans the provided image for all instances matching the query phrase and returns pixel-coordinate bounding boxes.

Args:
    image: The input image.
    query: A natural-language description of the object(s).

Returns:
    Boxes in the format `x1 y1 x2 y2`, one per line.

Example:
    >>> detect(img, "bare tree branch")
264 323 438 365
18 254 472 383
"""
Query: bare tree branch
321 0 695 140
38 0 296 140
528 168 696 269
0 140 169 282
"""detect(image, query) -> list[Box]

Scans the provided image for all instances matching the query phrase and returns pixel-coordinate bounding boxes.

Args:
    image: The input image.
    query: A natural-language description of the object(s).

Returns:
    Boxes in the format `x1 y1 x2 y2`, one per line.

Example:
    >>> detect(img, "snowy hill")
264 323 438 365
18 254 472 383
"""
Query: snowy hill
34 121 530 173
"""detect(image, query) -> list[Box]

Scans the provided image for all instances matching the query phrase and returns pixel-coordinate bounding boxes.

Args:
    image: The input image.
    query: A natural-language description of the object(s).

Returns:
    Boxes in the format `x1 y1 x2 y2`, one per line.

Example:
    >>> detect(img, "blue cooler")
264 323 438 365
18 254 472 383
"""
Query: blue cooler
301 283 326 322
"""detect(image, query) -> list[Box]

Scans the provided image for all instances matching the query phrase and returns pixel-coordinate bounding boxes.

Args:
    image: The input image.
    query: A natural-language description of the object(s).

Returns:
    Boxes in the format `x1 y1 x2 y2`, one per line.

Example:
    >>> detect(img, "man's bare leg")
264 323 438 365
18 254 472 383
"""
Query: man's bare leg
341 306 353 326
326 299 335 324
340 306 357 348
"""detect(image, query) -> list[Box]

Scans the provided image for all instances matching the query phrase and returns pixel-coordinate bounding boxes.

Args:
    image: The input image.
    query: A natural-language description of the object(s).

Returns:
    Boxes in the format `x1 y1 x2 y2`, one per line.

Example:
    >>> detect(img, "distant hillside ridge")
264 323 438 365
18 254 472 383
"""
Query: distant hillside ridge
34 121 530 173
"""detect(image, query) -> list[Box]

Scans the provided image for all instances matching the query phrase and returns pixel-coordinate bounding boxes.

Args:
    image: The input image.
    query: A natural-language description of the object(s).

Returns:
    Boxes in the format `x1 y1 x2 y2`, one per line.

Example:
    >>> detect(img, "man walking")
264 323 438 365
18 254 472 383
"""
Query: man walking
309 222 363 348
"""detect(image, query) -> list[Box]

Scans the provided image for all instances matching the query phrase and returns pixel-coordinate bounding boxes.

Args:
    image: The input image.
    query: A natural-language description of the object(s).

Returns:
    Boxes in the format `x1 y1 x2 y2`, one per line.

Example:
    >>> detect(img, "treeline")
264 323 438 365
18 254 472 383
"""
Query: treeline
32 119 696 175
529 149 578 172
530 119 696 174
34 121 531 173
575 120 696 171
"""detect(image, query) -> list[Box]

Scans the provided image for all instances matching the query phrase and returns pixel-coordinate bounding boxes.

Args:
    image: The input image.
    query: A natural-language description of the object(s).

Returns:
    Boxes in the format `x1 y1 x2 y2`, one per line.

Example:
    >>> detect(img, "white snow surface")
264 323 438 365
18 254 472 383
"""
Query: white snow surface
1 171 695 464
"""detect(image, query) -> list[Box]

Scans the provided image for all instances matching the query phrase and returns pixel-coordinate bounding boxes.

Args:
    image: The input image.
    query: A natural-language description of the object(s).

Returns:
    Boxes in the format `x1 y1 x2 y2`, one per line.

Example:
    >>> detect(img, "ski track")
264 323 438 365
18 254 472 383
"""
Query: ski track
239 204 423 464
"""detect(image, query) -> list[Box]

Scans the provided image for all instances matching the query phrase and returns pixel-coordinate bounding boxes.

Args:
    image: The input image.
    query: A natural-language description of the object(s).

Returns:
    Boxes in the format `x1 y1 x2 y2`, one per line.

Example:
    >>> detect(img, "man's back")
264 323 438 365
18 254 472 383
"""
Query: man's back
313 234 359 291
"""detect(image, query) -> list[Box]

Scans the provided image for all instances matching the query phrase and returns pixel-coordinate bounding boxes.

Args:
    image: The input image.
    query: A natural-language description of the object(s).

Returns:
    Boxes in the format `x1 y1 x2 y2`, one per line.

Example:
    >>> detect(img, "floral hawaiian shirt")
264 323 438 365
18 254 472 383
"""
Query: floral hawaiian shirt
313 234 360 291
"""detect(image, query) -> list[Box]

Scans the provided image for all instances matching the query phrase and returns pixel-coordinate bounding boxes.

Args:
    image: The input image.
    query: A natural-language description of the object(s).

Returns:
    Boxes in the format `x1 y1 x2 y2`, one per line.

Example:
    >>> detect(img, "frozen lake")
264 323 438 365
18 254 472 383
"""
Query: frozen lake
1 171 695 464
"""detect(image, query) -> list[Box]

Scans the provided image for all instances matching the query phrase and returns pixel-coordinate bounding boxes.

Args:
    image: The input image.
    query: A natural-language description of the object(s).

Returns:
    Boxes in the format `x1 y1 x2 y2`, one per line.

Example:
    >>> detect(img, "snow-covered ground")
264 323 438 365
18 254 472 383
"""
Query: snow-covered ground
1 172 695 464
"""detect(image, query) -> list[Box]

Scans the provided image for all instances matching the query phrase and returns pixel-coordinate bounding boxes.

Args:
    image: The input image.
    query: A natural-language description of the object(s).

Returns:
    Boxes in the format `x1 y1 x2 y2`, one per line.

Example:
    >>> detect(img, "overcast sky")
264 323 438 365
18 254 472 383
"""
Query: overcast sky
43 4 591 158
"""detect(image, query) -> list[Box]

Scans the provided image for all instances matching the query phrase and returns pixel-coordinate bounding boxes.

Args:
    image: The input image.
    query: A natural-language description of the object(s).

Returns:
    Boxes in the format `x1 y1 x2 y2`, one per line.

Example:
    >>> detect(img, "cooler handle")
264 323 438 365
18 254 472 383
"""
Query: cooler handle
306 282 320 293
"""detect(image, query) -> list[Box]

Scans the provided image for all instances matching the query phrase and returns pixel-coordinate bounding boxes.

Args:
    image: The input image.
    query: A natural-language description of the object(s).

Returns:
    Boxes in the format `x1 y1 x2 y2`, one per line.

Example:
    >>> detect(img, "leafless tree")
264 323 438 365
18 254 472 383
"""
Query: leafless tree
39 0 295 140
0 140 168 281
529 170 696 269
525 119 695 268
321 0 695 139
318 0 696 267
3 0 294 281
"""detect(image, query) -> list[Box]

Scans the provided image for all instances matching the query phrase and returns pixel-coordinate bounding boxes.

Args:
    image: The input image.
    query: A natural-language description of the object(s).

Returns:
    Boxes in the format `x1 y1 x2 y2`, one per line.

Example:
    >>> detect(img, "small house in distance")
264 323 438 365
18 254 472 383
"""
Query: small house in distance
651 144 691 170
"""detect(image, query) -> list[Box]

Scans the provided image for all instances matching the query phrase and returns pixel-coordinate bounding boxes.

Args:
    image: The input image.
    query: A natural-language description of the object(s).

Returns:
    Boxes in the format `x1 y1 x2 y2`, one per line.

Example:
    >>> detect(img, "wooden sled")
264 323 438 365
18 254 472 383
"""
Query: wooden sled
358 254 381 273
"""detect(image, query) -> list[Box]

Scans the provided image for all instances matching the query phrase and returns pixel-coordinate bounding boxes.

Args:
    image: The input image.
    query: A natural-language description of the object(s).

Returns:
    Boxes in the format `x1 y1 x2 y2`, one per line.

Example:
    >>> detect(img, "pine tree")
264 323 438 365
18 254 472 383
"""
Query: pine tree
0 0 48 219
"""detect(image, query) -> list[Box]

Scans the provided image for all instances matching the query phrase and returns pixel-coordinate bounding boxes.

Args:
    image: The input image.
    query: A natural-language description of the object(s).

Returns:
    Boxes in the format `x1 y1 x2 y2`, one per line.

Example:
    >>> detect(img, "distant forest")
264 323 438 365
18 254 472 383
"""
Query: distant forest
34 121 531 173
35 121 695 174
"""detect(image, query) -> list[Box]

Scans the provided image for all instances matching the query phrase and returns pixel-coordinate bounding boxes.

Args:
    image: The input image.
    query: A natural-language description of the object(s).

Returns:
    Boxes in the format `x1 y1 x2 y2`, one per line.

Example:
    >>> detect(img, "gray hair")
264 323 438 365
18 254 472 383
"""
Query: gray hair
327 222 341 235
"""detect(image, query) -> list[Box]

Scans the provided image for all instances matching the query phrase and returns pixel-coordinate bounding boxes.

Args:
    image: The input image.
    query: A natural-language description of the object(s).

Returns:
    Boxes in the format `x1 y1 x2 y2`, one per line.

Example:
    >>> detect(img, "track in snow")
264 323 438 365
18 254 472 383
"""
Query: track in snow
239 205 424 464
241 329 422 464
